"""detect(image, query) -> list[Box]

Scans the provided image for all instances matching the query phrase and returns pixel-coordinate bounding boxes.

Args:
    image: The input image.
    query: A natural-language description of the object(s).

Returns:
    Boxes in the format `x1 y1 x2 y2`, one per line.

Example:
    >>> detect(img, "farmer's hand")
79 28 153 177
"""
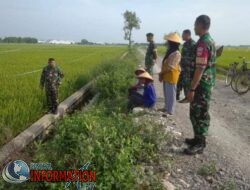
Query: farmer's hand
187 91 195 102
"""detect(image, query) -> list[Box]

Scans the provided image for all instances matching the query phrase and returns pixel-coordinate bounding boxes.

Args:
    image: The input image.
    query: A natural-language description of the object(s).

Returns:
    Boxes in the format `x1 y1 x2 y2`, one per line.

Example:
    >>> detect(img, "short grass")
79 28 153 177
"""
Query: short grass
0 44 126 145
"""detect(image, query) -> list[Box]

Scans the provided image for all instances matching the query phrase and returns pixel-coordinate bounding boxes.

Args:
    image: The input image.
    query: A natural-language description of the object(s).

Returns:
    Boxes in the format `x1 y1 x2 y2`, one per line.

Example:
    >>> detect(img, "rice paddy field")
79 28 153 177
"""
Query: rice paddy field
158 45 250 69
0 44 126 145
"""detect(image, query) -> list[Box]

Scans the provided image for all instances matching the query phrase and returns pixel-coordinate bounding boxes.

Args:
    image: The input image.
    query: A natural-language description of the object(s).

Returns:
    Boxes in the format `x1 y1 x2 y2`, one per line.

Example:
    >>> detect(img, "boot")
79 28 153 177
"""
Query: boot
52 106 58 114
184 135 206 155
184 136 198 146
176 94 180 101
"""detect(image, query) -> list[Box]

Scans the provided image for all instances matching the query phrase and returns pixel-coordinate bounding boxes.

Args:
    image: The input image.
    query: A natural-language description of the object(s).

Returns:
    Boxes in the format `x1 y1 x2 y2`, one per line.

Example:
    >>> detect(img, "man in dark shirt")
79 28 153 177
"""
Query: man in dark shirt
145 33 158 75
177 29 196 102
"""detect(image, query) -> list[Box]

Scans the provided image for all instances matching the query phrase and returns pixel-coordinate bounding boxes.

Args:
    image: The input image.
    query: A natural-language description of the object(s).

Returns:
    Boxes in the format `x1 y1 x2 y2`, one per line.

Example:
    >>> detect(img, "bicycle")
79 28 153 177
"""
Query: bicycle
229 57 249 94
225 61 239 86
235 57 250 94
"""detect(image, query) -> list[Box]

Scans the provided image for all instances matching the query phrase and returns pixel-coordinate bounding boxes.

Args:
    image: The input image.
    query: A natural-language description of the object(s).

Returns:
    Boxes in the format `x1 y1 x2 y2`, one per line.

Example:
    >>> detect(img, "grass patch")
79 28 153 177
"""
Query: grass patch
219 179 237 190
198 161 217 177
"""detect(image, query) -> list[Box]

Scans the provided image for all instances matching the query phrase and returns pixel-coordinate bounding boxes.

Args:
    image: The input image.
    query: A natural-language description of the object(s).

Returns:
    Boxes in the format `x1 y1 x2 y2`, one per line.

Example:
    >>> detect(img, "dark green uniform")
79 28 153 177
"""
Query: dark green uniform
145 41 157 75
177 39 196 98
40 65 64 112
190 33 216 136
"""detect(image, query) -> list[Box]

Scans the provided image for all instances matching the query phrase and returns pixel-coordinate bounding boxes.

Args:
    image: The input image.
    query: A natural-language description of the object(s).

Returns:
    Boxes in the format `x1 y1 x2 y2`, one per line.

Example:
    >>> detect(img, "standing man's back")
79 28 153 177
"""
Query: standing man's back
145 33 158 75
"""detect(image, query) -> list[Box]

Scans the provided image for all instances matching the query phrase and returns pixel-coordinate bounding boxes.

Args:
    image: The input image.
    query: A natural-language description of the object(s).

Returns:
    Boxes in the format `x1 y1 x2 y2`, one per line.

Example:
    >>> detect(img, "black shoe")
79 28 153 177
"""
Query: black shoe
184 138 197 146
52 107 58 114
184 136 206 155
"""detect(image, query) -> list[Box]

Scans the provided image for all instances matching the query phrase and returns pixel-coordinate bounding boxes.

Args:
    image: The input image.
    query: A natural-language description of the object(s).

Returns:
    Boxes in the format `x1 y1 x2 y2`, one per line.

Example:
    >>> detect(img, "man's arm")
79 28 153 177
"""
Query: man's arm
152 43 158 61
187 42 208 102
58 68 64 79
190 67 205 90
40 69 45 89
153 49 158 60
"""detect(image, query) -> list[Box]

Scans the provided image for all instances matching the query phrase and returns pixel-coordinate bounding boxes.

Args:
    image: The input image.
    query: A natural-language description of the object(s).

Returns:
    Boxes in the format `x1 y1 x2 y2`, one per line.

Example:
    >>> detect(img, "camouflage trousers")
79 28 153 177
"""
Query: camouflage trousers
145 57 154 75
177 71 190 98
45 85 59 110
190 84 212 136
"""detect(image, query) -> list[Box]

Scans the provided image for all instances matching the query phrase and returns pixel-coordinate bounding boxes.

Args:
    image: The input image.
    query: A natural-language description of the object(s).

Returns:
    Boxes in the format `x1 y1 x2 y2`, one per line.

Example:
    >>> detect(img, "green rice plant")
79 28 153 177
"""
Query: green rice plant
0 44 126 145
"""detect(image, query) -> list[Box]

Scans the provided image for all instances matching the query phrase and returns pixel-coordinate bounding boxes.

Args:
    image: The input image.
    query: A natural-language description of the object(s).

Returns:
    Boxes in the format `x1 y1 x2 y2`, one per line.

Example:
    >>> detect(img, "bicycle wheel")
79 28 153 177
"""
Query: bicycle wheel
225 69 234 86
236 72 250 94
231 74 238 93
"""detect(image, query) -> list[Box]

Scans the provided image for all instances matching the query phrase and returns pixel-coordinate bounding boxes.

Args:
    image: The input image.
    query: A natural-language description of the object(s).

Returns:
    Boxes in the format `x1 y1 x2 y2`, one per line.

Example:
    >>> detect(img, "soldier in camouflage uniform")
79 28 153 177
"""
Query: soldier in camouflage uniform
177 30 196 102
145 33 158 75
40 58 64 114
184 15 216 155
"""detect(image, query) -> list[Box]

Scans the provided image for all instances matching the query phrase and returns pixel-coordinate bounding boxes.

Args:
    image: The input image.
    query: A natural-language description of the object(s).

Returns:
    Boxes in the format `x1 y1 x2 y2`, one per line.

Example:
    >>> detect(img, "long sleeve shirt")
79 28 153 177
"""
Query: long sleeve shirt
143 83 156 107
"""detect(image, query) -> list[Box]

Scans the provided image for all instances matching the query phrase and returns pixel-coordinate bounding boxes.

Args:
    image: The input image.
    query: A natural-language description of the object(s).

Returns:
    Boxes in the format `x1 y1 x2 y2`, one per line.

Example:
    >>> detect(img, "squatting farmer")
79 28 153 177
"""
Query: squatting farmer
185 15 217 155
40 58 64 114
128 67 146 96
127 72 156 111
145 33 158 75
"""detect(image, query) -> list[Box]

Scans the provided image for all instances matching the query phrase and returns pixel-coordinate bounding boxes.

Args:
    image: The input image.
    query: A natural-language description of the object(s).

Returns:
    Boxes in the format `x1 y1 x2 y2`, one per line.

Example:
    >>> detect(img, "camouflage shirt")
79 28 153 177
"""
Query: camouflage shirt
181 39 196 71
194 33 216 88
40 65 64 88
145 41 157 65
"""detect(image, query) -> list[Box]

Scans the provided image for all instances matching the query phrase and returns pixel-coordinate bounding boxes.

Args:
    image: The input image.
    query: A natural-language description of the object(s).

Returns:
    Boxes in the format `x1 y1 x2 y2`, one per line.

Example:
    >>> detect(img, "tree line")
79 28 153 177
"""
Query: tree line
0 37 38 43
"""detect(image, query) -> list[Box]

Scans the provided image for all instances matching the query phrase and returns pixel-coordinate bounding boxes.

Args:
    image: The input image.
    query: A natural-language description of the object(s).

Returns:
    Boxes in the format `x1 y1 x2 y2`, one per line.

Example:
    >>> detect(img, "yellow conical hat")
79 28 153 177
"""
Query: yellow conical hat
164 32 182 43
137 72 154 82
135 67 146 75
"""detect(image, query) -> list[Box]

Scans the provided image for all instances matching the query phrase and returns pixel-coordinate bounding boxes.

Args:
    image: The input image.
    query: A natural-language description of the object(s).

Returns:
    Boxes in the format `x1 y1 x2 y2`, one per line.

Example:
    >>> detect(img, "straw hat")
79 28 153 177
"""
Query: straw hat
137 72 154 82
164 32 182 43
135 67 146 75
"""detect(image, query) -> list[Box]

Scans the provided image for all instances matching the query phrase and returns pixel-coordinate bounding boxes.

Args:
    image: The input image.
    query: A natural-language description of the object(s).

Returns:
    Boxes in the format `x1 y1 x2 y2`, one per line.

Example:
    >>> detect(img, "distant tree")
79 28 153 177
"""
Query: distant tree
0 38 2 43
123 10 141 47
2 37 38 43
81 39 89 44
80 39 95 45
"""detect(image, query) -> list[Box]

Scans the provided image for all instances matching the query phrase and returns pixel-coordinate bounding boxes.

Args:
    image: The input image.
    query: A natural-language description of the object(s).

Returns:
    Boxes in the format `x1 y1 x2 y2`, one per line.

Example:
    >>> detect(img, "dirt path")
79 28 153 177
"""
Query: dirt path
138 48 250 189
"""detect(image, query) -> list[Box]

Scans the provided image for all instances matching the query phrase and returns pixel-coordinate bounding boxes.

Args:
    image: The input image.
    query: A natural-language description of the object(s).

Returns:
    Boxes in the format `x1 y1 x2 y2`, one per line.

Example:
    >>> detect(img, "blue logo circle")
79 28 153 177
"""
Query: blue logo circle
2 160 30 183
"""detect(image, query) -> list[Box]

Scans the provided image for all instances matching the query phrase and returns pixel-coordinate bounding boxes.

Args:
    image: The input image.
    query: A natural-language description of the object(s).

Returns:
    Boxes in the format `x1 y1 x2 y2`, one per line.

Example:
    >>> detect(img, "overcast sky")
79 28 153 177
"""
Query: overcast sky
0 0 249 45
